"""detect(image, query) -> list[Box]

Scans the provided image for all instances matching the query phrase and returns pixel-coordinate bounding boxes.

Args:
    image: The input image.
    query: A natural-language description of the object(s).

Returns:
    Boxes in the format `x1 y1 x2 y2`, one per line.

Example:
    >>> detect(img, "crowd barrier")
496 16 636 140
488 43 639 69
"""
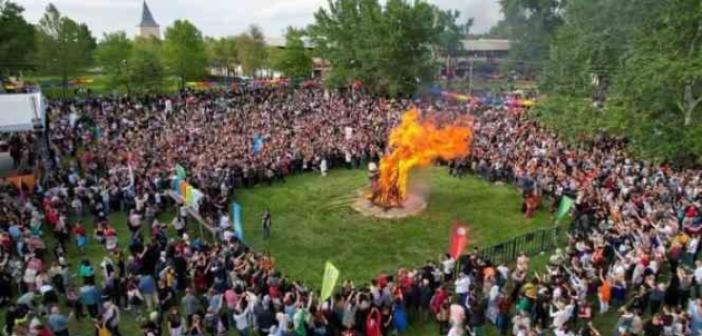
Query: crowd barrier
474 224 569 265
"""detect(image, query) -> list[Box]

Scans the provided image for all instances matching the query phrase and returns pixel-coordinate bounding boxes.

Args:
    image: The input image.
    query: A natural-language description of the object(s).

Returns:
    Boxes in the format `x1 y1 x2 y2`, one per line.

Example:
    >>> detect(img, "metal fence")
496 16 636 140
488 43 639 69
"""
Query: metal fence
474 224 570 265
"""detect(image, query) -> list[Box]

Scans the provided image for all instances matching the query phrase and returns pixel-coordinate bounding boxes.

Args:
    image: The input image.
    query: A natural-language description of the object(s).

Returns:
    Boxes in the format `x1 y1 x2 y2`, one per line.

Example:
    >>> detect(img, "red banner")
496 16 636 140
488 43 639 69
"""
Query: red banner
449 220 469 259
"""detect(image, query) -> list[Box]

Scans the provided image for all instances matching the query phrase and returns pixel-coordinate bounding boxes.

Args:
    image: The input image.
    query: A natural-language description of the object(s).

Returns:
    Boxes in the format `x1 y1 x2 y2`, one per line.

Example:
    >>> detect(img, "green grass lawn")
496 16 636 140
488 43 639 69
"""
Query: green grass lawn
235 166 554 287
23 73 181 98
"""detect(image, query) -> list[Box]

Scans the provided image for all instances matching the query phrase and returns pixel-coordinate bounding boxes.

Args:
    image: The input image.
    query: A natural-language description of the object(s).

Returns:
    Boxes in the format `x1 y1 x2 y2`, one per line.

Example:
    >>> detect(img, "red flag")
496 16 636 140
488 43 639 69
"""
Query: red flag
449 220 469 259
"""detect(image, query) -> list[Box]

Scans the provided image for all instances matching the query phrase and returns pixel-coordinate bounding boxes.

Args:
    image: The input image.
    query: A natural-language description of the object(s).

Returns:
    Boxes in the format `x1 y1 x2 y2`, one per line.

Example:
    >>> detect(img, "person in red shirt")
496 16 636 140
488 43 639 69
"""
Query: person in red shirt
365 307 381 336
430 286 448 315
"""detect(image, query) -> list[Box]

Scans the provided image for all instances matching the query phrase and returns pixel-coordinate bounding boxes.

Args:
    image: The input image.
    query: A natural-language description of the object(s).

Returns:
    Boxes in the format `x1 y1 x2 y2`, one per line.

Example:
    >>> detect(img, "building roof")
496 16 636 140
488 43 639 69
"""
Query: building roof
462 39 510 52
139 1 159 28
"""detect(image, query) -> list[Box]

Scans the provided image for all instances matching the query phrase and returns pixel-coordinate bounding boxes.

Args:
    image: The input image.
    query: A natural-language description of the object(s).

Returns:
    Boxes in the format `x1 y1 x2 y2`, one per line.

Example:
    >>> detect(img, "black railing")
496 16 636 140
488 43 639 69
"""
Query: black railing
474 224 569 265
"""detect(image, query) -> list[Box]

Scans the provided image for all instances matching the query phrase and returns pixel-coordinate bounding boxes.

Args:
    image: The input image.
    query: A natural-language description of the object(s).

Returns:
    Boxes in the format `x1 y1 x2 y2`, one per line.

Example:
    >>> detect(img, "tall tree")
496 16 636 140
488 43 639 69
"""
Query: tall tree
127 38 164 93
611 0 702 160
540 0 663 100
271 27 312 81
94 31 132 92
0 0 35 75
309 0 440 96
434 9 471 77
205 36 238 77
235 25 267 78
496 0 565 76
162 19 207 90
35 4 95 95
533 0 702 162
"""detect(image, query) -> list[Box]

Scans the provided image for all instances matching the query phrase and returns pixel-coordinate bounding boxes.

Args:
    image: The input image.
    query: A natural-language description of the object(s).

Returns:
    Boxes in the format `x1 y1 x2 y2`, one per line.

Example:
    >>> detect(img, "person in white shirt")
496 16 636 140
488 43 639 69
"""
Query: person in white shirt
687 236 700 266
218 212 231 240
550 301 574 329
172 215 186 236
694 260 702 297
232 303 250 335
454 273 471 306
320 158 328 177
511 311 530 336
447 323 465 336
442 254 456 280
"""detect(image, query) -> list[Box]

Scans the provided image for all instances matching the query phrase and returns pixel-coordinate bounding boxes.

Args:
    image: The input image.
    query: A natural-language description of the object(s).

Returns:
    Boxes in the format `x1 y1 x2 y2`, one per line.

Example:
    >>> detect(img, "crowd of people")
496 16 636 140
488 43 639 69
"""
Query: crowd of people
0 86 700 336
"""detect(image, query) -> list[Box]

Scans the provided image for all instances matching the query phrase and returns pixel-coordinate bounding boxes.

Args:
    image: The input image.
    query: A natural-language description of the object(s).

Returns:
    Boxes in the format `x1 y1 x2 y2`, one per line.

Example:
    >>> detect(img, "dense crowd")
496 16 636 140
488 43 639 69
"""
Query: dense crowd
0 87 700 336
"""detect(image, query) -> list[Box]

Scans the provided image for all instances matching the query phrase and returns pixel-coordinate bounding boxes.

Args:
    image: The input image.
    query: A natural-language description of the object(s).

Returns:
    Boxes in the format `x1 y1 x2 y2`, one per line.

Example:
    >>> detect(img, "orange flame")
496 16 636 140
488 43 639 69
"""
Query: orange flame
372 108 473 207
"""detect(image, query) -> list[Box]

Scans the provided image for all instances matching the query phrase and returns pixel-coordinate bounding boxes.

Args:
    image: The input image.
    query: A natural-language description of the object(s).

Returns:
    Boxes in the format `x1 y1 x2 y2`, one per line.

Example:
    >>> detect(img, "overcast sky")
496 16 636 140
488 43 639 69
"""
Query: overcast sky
14 0 502 40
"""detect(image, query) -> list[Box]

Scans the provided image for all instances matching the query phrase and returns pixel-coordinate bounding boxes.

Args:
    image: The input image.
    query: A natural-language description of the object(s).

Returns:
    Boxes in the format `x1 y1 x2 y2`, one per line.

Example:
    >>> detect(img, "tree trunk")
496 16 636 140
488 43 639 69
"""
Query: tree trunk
677 82 702 127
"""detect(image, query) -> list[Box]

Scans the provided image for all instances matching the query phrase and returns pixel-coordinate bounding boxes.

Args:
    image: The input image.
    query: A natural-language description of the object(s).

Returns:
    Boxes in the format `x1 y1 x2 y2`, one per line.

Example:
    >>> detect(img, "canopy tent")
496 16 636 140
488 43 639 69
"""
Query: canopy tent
0 93 46 132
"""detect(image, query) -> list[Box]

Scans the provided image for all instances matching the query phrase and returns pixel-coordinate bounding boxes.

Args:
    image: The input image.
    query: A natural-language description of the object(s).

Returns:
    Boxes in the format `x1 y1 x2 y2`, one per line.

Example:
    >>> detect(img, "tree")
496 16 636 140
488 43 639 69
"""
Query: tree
127 38 164 93
0 0 35 75
308 0 440 96
271 27 312 80
533 0 702 162
610 0 702 160
496 0 565 77
35 4 95 95
235 25 267 78
540 0 663 100
162 19 207 90
205 36 238 77
434 9 471 77
94 31 132 92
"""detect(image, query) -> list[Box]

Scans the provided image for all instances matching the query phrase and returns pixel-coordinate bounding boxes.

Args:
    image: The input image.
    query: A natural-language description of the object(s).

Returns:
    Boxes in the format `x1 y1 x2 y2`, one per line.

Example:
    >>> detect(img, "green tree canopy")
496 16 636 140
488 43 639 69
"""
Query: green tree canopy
35 3 95 94
205 36 238 77
127 38 164 93
234 25 268 78
609 0 702 161
271 27 312 80
495 0 565 77
308 0 442 96
528 0 702 163
434 10 471 59
94 31 132 92
162 19 207 89
0 0 35 74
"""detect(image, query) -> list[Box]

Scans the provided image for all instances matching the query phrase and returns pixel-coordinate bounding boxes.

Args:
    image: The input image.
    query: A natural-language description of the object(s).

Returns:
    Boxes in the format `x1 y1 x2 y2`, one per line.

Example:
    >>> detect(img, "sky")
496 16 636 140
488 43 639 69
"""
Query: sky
14 0 502 40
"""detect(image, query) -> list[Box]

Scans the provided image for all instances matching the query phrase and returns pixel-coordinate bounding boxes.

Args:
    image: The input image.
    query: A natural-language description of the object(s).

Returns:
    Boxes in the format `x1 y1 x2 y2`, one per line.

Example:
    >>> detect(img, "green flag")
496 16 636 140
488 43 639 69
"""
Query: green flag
555 196 574 223
175 164 186 179
320 261 340 301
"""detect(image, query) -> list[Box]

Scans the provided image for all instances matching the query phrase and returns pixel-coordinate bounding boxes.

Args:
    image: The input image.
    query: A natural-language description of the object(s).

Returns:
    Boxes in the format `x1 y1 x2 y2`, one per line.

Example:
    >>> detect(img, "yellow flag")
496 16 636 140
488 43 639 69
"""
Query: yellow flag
320 261 340 301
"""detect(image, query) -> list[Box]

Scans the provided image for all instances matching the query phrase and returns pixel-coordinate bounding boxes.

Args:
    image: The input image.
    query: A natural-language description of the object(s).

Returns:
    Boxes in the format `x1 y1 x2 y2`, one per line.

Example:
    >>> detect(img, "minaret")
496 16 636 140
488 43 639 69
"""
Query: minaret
137 1 160 39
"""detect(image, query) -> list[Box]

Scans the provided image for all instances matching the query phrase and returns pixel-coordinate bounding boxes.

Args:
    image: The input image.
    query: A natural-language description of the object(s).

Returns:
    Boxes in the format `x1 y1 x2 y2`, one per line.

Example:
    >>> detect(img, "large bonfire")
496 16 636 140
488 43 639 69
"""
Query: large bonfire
371 108 473 208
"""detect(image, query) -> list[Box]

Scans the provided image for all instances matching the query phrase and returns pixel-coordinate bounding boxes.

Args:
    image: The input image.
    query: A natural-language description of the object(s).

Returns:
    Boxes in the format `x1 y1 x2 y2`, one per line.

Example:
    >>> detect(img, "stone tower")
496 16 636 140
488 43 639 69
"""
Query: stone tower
137 1 160 39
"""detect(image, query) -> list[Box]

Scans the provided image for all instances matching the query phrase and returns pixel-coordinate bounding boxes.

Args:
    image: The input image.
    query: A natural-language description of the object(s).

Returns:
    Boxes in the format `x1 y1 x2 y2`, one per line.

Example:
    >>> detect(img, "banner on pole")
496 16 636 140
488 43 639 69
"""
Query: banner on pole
448 220 469 259
555 196 574 223
175 164 187 179
320 261 340 301
231 202 244 241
